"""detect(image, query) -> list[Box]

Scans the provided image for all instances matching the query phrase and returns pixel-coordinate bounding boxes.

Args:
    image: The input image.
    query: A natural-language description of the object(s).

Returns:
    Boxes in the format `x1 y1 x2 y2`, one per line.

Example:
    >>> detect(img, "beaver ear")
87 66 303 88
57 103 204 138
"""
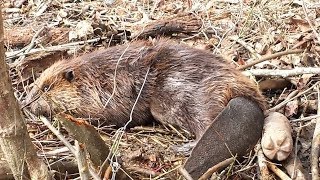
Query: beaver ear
63 70 75 82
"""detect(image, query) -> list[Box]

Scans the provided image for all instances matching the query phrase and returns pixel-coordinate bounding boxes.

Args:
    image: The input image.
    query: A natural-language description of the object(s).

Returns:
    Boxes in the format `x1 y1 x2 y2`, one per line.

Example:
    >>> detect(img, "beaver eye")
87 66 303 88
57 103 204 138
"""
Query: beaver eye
63 70 74 82
42 85 50 92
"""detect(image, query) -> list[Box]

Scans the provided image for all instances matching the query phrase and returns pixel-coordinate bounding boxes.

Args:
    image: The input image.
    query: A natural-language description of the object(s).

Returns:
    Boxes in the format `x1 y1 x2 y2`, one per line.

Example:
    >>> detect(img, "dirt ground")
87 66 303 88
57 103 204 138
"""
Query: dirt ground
2 0 320 179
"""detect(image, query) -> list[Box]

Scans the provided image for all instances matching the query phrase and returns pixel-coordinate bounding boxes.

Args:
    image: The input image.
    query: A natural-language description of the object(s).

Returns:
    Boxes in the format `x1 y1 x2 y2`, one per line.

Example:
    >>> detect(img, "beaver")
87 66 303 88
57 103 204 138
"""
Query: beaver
25 39 266 138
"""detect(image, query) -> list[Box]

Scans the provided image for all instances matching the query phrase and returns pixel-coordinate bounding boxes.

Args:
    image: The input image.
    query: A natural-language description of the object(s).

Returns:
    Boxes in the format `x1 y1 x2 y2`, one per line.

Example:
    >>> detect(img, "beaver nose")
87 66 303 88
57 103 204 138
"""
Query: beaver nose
29 101 52 117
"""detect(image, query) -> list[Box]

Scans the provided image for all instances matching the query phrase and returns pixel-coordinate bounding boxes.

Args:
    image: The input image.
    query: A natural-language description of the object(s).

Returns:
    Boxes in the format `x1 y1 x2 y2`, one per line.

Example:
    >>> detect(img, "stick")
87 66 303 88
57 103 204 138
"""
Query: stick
311 85 320 180
198 157 234 180
244 67 320 77
256 144 271 179
291 114 320 122
267 162 291 180
237 49 305 70
178 167 194 180
284 153 308 179
75 141 90 180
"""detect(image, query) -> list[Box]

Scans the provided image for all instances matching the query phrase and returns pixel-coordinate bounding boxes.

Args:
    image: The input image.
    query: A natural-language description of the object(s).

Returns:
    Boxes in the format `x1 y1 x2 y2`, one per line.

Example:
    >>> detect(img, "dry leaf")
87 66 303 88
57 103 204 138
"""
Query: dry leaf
75 20 94 39
290 18 312 32
285 100 299 117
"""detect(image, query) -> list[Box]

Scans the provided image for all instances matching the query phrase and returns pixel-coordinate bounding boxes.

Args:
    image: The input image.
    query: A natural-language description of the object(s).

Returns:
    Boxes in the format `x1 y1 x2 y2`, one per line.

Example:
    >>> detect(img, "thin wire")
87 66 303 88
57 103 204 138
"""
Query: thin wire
104 44 130 108
101 66 150 179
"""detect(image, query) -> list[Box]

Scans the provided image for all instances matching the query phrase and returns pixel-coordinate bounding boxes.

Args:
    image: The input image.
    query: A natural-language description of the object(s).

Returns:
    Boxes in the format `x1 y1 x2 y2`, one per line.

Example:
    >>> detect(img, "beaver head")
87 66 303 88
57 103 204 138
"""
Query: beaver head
24 59 111 118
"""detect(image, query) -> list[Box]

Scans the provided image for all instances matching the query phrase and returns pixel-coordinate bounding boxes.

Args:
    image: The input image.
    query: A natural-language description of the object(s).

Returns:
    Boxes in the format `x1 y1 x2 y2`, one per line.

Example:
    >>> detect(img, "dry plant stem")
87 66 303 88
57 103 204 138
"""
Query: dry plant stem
311 85 320 180
256 144 271 179
130 126 169 134
291 114 320 122
302 0 320 44
35 0 52 17
198 157 234 180
167 124 187 140
245 67 320 77
267 82 320 113
267 162 291 180
178 167 193 180
153 165 181 180
237 49 304 70
0 151 81 179
0 9 51 180
75 141 90 180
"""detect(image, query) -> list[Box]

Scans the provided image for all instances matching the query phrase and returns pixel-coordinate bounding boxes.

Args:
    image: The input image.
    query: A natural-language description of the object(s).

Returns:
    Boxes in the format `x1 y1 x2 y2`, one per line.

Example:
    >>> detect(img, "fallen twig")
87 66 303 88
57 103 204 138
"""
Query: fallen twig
153 165 181 180
126 166 160 177
311 85 320 180
256 144 272 180
291 114 320 122
75 141 90 180
198 157 234 180
284 153 308 180
267 162 291 180
178 167 193 180
244 67 320 77
237 49 305 70
16 26 46 62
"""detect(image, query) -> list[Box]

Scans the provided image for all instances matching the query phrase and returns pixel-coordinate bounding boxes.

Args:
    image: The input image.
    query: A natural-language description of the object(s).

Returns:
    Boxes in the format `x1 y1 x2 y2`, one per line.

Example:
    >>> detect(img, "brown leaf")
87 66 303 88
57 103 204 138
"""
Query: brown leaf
285 100 299 117
290 18 312 32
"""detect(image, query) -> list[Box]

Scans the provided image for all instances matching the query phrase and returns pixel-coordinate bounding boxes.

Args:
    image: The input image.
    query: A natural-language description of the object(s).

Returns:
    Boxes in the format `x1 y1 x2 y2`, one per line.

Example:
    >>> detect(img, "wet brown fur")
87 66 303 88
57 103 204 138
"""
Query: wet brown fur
25 39 266 138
